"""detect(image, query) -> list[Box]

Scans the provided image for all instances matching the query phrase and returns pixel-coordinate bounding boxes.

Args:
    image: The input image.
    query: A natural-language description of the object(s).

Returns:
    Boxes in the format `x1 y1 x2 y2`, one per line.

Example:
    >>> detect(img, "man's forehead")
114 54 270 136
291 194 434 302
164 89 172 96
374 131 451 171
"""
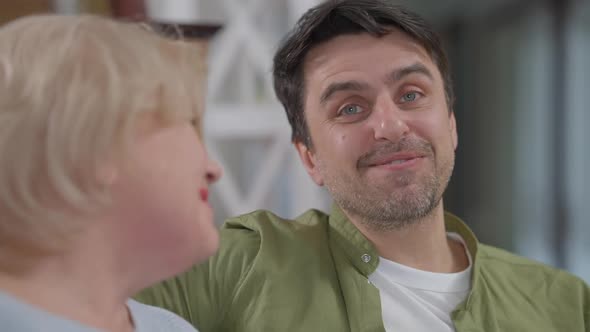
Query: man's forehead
303 31 434 82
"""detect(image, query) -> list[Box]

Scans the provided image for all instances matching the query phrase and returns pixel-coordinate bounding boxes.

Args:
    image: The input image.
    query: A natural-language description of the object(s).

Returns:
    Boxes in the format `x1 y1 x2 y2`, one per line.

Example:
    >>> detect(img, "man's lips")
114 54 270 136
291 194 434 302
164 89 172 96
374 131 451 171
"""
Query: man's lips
362 152 426 168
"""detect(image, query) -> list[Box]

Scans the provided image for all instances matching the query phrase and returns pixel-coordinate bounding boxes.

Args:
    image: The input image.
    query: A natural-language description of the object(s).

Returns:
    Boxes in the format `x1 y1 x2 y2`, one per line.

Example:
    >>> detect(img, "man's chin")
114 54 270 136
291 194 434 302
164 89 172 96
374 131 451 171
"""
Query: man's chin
374 181 424 196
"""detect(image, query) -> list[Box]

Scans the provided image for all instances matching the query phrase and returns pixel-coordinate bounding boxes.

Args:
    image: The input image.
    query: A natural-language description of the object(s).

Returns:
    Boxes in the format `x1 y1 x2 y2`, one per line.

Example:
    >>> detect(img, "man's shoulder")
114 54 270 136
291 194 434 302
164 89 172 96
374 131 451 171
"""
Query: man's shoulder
218 208 331 250
222 208 330 232
210 208 332 272
479 244 567 275
477 244 588 300
471 244 589 329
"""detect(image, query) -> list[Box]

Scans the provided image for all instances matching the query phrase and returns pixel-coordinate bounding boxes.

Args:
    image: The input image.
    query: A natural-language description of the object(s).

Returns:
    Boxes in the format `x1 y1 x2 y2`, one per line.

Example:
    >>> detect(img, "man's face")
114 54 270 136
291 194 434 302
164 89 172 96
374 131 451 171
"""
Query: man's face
296 30 457 230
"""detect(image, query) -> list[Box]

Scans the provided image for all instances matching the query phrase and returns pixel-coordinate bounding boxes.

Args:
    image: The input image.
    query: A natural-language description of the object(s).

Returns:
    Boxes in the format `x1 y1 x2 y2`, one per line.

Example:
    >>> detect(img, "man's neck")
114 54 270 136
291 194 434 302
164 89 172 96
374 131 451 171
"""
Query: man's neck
346 204 469 273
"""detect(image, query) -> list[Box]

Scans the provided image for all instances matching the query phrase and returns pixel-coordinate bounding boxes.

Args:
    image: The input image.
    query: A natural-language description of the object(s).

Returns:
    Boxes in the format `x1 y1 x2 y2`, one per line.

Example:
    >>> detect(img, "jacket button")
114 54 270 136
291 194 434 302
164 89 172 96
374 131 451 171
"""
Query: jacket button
361 254 371 263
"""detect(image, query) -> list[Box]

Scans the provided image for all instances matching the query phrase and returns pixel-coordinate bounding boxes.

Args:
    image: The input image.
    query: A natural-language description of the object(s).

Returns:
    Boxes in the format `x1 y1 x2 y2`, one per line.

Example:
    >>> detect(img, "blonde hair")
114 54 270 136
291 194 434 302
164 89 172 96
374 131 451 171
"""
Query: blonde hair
0 14 206 267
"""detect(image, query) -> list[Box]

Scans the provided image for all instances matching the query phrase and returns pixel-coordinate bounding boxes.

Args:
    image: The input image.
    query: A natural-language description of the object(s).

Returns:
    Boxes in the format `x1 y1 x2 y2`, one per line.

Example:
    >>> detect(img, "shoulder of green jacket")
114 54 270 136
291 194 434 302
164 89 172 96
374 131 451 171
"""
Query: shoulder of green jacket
222 208 330 232
476 243 589 304
213 208 332 278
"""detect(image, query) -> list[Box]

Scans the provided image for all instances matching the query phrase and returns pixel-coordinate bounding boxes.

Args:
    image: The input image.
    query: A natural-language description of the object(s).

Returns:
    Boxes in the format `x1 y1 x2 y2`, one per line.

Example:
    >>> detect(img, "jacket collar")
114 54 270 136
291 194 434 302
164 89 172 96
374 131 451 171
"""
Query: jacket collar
327 204 480 280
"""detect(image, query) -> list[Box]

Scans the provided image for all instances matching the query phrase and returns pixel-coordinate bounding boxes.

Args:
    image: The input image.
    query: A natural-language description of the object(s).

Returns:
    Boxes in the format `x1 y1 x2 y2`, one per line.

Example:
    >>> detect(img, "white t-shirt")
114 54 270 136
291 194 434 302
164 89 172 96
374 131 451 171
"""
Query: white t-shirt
368 233 473 332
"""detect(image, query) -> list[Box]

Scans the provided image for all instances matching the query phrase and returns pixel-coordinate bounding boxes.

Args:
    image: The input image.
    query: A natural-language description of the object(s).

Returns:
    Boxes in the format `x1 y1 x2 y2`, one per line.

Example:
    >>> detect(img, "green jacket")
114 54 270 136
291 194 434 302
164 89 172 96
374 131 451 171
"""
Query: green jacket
136 207 590 331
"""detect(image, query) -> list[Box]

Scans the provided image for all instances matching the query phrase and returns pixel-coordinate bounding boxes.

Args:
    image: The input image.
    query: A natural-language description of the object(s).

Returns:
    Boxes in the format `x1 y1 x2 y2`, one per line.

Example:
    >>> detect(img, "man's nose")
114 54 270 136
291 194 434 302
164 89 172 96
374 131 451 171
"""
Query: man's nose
370 94 410 142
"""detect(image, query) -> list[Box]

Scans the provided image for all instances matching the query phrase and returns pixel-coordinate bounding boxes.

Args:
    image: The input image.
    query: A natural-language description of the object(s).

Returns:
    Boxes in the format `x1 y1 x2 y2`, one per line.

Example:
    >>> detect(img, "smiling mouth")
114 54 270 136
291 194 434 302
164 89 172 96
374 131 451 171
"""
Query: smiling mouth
382 158 417 166
365 153 425 167
372 156 423 169
358 139 433 169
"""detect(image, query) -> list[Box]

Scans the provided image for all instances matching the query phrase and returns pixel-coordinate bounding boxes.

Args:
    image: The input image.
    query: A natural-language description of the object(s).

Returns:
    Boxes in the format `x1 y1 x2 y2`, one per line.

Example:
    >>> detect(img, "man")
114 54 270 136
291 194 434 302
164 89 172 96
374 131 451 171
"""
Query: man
137 1 589 331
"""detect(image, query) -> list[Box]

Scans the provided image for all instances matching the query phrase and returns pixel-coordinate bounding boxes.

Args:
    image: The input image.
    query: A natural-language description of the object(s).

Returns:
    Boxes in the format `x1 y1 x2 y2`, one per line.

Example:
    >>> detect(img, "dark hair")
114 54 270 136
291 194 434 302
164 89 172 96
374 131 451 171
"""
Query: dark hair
273 0 454 146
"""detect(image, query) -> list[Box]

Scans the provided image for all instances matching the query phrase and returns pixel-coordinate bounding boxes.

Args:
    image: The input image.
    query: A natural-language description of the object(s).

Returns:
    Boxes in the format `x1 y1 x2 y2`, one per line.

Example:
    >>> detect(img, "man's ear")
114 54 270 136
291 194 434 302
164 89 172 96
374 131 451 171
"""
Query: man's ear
294 141 324 186
450 111 458 151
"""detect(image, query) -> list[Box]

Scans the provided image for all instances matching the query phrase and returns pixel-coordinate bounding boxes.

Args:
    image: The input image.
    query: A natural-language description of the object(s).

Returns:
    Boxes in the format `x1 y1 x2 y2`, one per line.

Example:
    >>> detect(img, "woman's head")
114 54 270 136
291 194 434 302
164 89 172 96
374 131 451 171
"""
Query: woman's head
0 14 221 276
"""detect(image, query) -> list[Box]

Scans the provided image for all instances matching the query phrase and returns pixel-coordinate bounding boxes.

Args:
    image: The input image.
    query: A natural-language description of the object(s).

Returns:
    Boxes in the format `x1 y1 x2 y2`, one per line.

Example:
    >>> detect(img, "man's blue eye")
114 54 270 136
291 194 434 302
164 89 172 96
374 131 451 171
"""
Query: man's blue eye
340 104 363 115
401 92 418 102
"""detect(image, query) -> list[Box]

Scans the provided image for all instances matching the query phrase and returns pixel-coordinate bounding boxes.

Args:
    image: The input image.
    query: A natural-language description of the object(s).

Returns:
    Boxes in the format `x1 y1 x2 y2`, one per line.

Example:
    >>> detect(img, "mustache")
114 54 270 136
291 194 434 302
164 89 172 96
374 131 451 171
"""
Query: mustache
357 137 433 168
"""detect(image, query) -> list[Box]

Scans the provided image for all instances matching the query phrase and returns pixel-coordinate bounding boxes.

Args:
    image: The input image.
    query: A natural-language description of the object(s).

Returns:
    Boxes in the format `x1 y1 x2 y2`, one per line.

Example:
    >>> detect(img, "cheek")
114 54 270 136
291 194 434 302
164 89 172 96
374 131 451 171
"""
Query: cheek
127 179 196 227
114 156 202 232
409 114 453 144
325 126 371 157
124 179 217 265
317 133 352 167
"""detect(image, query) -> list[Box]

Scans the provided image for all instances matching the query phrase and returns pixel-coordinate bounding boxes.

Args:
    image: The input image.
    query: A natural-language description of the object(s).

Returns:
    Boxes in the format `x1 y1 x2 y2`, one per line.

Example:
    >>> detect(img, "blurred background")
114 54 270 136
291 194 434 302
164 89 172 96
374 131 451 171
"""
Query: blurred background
1 0 588 282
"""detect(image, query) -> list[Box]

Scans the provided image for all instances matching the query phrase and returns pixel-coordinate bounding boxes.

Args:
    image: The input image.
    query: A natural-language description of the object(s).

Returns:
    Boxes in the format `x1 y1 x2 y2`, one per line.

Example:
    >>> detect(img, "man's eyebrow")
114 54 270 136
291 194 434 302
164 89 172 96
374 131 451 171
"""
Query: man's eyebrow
319 81 370 105
318 63 433 105
386 62 433 83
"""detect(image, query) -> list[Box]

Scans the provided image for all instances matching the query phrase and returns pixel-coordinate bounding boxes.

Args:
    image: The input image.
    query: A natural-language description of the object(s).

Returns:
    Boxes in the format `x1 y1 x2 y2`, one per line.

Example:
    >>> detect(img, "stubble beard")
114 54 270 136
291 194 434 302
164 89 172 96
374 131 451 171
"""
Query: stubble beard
319 146 454 232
